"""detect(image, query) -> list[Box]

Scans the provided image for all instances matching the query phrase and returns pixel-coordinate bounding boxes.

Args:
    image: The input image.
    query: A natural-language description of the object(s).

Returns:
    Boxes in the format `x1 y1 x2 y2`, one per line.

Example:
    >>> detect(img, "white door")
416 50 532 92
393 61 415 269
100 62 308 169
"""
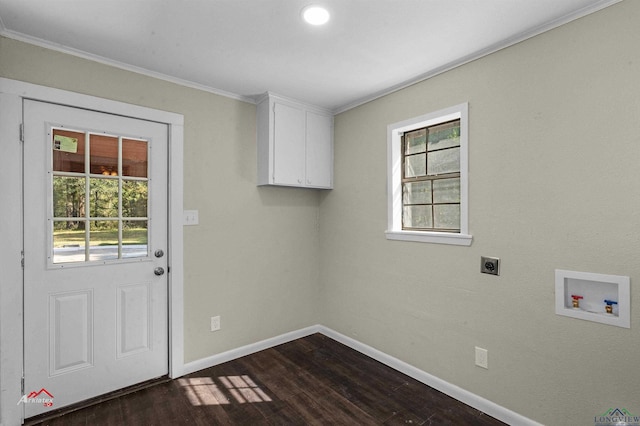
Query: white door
22 100 169 418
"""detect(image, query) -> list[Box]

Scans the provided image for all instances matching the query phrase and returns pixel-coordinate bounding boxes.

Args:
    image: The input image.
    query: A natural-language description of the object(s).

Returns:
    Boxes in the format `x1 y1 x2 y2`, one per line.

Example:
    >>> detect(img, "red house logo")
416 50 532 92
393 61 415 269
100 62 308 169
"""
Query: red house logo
17 388 54 407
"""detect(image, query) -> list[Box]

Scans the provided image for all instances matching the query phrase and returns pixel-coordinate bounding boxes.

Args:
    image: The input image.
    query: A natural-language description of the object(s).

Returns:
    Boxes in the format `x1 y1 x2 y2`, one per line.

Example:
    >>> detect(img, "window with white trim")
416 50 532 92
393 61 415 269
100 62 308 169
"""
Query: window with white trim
386 103 471 246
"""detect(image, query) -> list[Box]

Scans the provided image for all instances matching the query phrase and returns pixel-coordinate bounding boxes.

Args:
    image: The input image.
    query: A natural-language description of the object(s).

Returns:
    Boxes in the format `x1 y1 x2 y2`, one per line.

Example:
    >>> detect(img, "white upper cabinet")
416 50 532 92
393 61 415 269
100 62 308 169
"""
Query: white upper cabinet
257 93 333 189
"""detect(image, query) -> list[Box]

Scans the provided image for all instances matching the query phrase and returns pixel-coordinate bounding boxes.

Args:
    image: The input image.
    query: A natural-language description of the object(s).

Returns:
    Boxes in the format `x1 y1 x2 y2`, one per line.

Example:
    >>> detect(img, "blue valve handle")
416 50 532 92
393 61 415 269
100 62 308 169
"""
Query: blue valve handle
604 299 618 306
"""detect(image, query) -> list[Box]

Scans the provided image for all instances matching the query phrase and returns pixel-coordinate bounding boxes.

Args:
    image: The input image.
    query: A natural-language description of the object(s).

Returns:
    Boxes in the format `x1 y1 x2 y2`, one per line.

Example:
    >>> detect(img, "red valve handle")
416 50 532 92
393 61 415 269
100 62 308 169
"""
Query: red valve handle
571 295 583 300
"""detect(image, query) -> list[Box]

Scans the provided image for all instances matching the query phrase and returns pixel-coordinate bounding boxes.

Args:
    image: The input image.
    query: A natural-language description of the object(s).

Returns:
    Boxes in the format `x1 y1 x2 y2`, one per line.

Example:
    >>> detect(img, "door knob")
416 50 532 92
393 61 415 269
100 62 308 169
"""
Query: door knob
154 267 165 276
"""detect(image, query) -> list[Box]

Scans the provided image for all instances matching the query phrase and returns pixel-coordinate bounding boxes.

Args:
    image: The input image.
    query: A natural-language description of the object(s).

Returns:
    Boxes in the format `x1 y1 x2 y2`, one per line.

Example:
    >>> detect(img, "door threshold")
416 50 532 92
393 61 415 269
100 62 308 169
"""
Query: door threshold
23 376 170 426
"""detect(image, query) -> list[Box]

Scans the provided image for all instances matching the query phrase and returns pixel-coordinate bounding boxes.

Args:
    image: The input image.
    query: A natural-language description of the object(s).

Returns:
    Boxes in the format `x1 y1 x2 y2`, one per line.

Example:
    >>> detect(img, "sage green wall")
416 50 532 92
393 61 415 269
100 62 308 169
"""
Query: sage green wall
2 1 638 424
0 36 322 363
320 1 639 425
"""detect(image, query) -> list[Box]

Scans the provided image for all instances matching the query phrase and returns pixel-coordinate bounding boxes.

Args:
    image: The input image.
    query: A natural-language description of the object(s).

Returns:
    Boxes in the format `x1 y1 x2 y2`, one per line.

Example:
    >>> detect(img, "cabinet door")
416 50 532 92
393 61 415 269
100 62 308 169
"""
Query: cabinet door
306 111 333 188
273 102 305 186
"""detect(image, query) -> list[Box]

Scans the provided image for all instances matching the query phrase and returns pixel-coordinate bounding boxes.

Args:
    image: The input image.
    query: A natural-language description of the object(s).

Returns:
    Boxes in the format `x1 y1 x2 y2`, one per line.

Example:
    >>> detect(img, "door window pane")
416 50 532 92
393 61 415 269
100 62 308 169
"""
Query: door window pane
53 221 87 263
51 128 151 264
89 221 119 261
90 134 119 176
122 181 148 217
123 139 148 178
90 178 119 218
53 177 86 218
53 129 85 173
123 220 148 259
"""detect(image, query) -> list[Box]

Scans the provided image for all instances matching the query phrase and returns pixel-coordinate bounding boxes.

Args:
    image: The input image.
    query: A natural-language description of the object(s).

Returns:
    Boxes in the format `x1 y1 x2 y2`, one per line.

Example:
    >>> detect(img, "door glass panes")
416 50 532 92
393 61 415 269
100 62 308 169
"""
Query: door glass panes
122 181 148 217
53 221 87 262
123 221 148 258
51 128 150 264
90 134 118 176
53 176 86 218
123 139 148 178
53 129 85 173
89 221 119 261
90 179 119 217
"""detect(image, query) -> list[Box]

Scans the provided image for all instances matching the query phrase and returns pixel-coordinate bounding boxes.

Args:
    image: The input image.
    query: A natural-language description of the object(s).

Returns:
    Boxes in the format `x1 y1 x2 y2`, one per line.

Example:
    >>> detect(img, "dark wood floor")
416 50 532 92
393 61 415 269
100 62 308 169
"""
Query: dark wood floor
28 333 505 425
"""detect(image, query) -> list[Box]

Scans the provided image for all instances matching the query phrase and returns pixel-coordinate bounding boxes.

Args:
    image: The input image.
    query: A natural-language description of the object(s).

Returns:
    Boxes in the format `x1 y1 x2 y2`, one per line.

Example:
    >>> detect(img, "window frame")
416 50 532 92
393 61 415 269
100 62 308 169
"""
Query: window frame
386 103 472 246
49 125 152 266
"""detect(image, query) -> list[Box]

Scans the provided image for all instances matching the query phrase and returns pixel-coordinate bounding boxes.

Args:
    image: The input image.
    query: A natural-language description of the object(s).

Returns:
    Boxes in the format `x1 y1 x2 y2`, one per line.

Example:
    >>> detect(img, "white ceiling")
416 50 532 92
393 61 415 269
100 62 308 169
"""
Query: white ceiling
0 0 620 112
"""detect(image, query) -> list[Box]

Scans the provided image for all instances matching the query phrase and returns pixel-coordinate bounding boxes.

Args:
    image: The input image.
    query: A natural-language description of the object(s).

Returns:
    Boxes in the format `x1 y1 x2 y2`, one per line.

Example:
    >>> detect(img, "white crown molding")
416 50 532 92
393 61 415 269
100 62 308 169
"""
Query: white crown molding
0 27 256 105
332 0 623 114
0 0 622 114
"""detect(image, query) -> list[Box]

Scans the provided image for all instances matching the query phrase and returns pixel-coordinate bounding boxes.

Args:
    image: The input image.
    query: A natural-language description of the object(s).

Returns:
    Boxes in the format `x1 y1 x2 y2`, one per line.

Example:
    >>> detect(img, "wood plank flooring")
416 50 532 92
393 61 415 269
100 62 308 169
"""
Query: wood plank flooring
27 333 505 425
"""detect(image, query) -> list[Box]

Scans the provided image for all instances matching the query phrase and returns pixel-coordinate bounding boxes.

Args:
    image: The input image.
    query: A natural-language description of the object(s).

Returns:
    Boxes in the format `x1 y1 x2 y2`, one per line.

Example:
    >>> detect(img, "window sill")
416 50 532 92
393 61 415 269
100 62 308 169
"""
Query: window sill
385 230 473 246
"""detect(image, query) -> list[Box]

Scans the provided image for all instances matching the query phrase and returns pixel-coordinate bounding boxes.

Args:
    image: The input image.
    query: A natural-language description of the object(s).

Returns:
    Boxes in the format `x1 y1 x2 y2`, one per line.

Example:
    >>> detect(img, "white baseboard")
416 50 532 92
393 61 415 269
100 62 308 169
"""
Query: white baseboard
182 325 322 375
181 324 540 426
317 326 542 426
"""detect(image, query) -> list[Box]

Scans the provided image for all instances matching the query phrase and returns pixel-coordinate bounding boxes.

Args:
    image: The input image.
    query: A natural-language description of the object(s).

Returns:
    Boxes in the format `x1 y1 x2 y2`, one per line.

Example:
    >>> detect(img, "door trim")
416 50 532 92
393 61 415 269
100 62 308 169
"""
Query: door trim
0 77 184 426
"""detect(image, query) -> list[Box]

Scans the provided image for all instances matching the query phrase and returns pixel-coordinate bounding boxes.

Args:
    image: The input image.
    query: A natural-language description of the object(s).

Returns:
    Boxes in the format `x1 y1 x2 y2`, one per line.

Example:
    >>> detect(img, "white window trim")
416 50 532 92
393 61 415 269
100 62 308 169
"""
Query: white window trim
386 103 472 246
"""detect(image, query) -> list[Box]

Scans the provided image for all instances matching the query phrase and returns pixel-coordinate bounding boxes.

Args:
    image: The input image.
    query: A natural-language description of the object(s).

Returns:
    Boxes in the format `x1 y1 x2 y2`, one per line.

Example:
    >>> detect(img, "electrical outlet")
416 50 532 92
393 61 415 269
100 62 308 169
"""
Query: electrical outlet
481 256 500 276
210 315 220 332
475 346 488 369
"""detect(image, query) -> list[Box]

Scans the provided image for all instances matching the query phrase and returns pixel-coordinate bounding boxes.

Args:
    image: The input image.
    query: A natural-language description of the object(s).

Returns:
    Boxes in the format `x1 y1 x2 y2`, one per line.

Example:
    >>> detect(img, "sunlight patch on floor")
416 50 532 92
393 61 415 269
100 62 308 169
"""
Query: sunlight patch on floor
179 375 272 406
219 375 272 404
178 377 230 406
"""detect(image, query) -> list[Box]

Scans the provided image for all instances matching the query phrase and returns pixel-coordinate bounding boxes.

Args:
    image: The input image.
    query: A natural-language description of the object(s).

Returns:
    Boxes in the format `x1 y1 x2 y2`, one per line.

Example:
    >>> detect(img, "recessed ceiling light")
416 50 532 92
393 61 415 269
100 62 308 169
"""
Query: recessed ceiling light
302 5 330 26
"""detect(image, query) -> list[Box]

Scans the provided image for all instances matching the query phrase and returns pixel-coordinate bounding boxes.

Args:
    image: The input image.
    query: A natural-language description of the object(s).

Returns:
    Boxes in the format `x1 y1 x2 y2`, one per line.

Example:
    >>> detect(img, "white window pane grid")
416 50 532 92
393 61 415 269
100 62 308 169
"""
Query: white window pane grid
51 128 149 264
401 119 461 232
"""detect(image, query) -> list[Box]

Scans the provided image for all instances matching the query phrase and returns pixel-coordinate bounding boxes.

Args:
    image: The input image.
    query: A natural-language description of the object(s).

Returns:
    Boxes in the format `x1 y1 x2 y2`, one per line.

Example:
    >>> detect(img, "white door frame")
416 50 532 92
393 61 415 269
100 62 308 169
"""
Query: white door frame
0 77 184 426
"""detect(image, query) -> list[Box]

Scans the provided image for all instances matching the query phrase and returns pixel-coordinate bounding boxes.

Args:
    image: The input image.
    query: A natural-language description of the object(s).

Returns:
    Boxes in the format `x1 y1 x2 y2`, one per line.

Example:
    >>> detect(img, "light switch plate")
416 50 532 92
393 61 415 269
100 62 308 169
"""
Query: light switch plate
183 210 199 226
481 256 500 275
